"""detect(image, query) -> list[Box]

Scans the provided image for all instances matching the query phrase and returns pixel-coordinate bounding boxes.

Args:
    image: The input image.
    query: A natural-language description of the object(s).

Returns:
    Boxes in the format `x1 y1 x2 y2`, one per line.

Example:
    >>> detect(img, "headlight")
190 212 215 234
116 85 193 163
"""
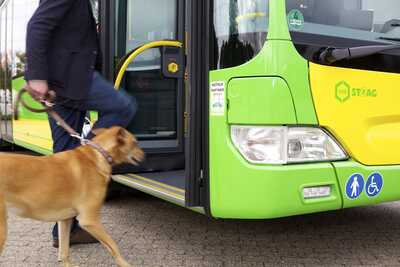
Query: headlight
231 126 347 164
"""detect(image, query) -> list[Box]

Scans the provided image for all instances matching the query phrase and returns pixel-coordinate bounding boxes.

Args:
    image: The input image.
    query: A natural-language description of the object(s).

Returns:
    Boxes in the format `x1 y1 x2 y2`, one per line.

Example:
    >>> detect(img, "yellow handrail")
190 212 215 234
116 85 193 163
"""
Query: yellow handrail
235 12 267 24
114 40 183 89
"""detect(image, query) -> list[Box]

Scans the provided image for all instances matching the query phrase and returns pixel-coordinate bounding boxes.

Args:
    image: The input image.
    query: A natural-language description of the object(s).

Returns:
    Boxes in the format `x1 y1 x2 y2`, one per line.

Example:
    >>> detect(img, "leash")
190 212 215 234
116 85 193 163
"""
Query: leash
14 87 113 165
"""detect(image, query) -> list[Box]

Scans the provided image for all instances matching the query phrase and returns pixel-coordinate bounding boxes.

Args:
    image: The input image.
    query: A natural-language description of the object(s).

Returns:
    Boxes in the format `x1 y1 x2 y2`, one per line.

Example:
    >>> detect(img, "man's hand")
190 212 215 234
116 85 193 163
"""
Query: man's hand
27 80 49 101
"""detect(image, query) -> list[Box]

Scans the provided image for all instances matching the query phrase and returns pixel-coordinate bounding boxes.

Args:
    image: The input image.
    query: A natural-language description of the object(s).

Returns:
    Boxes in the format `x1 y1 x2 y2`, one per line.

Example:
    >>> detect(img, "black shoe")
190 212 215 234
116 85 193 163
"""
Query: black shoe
53 227 99 248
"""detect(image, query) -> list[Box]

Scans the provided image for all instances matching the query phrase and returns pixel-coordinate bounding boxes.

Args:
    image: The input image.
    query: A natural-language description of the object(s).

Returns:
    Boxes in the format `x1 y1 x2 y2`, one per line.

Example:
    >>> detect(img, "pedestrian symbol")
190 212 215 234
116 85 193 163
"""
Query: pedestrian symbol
365 173 383 197
346 174 364 199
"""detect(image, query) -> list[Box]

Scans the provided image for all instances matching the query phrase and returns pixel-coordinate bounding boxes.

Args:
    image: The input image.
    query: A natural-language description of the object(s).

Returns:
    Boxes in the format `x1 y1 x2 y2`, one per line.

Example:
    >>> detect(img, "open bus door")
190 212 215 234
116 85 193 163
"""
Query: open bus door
99 0 208 211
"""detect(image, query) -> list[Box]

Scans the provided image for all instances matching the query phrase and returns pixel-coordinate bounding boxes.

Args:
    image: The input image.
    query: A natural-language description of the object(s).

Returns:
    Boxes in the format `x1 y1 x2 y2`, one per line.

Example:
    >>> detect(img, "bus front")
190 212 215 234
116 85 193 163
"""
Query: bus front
208 0 400 219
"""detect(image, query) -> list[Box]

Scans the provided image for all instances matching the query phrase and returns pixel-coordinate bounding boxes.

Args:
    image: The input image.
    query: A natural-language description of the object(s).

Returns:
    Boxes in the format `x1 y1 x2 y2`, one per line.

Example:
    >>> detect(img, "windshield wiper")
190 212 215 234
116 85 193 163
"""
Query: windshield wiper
319 44 400 64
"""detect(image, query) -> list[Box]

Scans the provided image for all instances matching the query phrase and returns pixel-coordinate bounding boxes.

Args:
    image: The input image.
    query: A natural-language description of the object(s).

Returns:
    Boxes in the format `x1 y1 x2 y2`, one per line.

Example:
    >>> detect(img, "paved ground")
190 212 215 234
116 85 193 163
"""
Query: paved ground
1 189 400 267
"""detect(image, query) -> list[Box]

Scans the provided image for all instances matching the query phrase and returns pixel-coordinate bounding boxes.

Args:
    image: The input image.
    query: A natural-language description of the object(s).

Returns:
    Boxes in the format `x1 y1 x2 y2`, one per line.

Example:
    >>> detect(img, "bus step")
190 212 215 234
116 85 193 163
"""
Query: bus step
112 173 185 206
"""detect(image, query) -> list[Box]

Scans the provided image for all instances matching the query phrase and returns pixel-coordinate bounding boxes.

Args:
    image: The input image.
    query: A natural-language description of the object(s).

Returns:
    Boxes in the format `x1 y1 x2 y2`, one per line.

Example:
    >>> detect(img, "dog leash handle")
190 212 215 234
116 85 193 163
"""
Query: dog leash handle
14 87 56 120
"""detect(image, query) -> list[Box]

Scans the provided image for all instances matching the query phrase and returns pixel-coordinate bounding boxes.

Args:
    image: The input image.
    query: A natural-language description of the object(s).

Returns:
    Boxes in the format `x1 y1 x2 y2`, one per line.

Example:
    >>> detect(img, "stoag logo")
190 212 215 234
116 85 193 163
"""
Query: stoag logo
335 81 378 103
335 81 351 103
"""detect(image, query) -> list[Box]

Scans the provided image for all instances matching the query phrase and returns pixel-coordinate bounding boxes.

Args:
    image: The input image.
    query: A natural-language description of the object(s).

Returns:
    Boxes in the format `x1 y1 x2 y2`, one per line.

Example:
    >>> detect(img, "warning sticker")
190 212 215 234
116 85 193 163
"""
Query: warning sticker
210 81 225 116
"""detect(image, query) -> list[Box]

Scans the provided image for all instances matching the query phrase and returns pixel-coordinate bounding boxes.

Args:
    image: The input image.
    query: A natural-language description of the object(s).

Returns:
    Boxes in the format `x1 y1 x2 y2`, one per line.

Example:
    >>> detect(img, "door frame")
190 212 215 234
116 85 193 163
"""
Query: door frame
101 0 186 154
185 0 210 212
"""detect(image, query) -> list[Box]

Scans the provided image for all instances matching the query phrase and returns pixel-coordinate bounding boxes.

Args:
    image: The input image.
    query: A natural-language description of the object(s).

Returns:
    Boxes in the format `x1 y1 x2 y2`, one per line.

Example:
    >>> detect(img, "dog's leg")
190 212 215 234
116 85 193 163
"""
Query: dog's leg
77 212 132 267
0 193 7 254
58 219 77 267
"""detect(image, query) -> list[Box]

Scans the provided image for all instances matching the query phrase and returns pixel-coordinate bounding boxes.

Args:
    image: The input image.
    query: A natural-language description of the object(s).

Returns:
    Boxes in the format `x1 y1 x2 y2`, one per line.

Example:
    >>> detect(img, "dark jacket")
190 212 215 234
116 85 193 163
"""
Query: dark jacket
25 0 99 101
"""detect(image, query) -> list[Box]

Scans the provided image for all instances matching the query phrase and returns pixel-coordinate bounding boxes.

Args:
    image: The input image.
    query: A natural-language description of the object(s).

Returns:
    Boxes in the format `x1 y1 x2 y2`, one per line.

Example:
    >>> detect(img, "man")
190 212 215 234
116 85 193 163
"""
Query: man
25 0 137 247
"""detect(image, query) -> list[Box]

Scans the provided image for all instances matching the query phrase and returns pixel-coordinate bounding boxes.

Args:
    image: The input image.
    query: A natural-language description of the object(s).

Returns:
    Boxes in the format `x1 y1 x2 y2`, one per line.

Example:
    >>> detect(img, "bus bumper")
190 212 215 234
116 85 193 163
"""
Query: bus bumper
333 161 400 209
210 154 400 219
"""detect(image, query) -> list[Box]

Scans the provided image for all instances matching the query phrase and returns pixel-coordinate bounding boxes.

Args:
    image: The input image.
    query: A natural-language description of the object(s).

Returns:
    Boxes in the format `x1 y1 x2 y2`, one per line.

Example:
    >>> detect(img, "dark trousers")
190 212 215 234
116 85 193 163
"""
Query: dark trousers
50 71 137 238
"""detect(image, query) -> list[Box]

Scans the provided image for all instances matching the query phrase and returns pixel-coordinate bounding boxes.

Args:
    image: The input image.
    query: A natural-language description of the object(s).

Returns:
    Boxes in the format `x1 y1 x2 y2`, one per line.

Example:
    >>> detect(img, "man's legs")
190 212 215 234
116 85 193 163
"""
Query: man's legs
48 105 86 245
50 71 137 246
78 71 137 130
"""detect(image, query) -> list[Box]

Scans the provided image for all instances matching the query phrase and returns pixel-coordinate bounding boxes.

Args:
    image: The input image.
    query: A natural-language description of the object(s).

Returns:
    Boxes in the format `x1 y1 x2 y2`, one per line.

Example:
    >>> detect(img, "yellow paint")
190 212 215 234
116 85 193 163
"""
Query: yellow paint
126 174 185 193
310 63 400 166
13 119 53 151
235 12 267 24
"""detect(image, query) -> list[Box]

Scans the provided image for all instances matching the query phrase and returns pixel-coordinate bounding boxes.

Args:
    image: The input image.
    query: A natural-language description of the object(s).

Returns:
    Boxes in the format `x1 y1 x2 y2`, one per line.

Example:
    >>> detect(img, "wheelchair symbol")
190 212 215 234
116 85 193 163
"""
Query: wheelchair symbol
366 173 383 197
367 177 379 195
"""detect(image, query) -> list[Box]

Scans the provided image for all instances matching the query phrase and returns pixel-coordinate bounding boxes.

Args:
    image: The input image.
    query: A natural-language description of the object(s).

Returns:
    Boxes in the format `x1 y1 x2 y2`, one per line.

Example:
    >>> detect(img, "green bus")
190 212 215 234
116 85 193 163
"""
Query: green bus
1 0 400 219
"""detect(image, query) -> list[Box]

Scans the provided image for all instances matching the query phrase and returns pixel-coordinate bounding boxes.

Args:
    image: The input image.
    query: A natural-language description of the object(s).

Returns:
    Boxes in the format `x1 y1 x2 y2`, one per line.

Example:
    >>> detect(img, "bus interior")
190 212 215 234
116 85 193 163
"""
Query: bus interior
104 0 193 208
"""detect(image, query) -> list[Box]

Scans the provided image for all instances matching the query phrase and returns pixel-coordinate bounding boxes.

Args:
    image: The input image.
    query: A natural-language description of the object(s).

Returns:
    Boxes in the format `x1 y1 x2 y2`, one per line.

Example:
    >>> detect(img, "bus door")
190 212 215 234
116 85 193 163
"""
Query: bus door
0 0 13 143
111 0 186 172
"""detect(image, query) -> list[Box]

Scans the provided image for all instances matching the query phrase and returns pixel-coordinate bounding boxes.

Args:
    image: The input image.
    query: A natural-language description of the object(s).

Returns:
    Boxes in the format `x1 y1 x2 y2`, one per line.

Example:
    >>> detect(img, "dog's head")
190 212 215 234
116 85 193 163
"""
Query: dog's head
92 127 145 165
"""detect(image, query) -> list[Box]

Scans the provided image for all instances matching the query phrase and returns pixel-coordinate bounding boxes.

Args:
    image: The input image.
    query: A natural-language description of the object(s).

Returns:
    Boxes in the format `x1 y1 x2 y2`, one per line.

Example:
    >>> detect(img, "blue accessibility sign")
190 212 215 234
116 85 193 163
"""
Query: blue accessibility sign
346 173 364 199
365 173 383 197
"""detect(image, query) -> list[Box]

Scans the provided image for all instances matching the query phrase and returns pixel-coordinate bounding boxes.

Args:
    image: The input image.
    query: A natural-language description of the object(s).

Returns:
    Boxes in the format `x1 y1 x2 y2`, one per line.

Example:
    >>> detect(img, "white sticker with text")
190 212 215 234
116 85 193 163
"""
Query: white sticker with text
210 81 225 116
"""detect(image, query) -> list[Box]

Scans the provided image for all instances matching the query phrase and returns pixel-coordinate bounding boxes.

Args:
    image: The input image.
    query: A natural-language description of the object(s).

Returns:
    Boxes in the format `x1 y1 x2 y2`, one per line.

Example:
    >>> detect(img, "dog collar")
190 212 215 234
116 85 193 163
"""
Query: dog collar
82 139 113 165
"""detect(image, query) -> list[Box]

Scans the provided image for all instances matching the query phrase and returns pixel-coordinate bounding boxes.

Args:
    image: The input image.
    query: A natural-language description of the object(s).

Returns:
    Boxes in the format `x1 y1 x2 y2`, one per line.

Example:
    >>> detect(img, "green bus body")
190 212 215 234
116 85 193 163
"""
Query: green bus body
1 0 400 219
209 0 400 218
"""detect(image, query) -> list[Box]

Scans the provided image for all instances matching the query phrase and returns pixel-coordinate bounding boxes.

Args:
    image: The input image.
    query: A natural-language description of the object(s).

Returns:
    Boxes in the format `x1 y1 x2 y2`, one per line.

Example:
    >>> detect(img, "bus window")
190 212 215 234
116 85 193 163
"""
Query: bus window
211 0 269 69
286 0 400 73
121 0 176 70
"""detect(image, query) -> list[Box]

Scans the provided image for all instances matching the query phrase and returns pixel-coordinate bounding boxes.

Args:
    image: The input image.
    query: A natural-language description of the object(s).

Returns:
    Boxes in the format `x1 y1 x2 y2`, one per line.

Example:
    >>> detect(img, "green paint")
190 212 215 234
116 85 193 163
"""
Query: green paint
268 0 291 40
335 81 351 103
209 40 317 124
335 81 378 103
351 88 377 98
227 77 296 125
209 1 322 218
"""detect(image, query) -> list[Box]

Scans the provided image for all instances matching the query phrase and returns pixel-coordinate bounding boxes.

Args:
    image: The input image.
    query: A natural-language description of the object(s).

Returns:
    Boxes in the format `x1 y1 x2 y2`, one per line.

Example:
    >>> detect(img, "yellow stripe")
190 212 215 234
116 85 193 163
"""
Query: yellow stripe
117 174 185 199
126 173 185 193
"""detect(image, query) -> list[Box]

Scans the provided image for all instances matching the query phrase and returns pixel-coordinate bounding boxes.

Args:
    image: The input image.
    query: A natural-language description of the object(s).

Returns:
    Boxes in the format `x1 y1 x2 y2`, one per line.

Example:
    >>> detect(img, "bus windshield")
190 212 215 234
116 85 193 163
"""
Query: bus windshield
286 0 400 73
211 0 269 69
286 0 400 43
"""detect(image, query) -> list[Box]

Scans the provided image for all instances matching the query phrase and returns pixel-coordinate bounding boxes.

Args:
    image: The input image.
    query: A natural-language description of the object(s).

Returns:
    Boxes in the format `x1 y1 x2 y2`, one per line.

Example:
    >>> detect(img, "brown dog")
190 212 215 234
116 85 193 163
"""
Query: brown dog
0 127 144 267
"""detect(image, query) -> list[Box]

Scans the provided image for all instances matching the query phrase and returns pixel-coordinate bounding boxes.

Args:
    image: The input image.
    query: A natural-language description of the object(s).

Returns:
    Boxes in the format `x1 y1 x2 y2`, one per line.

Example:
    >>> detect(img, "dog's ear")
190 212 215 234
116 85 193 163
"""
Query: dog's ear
117 127 129 144
92 128 108 136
